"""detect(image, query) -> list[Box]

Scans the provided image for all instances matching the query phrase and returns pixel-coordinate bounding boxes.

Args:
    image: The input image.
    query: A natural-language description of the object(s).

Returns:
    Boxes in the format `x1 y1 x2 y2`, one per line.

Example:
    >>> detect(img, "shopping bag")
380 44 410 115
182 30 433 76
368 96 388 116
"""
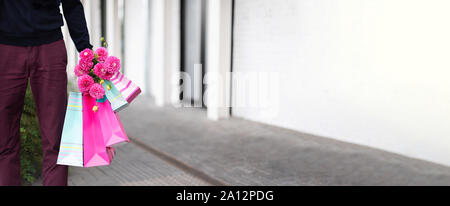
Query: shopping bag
102 80 128 112
57 92 84 167
115 113 127 138
83 95 111 167
97 98 129 147
110 72 141 104
107 147 116 162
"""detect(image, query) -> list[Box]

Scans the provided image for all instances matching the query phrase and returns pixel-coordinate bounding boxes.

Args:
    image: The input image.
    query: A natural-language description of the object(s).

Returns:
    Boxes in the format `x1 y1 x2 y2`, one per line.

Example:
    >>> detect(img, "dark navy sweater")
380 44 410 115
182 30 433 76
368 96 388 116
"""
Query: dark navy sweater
0 0 92 52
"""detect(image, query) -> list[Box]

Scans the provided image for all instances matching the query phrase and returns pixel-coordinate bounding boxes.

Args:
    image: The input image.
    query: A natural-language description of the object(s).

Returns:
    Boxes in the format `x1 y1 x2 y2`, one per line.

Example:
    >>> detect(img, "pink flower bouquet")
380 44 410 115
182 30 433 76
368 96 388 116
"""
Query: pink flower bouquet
60 39 135 168
75 47 121 101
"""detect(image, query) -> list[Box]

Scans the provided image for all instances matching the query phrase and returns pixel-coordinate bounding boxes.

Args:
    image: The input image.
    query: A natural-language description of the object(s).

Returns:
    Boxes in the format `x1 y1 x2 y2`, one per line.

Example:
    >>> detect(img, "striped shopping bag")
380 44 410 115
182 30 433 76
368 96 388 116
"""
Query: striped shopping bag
110 72 141 104
57 92 84 167
102 80 128 112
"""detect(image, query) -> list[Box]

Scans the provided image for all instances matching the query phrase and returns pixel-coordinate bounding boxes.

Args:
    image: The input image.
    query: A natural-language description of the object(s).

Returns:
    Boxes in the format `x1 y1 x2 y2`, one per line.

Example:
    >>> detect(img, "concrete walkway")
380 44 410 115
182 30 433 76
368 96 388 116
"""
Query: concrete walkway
68 143 211 186
66 96 450 186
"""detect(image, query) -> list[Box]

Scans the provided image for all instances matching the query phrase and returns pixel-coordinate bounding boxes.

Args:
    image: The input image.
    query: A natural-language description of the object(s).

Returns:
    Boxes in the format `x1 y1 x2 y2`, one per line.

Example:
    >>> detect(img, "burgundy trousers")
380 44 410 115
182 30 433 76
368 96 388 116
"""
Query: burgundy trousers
0 40 68 186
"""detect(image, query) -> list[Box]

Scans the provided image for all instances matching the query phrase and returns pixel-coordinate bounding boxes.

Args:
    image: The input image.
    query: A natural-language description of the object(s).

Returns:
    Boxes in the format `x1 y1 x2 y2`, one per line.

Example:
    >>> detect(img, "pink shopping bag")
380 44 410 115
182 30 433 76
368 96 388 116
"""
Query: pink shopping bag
97 99 129 147
110 72 141 104
107 147 116 162
83 95 111 168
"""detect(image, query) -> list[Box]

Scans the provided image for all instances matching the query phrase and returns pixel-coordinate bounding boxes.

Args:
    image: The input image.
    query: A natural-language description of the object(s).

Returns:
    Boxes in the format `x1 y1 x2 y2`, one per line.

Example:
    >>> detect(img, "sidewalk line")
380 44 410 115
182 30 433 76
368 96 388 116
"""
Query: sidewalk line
129 137 228 186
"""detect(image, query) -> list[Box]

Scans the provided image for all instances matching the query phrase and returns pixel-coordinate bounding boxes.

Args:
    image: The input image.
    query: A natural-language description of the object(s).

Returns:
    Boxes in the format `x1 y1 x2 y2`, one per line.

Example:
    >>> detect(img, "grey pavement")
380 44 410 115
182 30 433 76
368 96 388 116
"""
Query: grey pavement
33 142 210 186
117 96 450 186
68 143 211 186
37 96 450 186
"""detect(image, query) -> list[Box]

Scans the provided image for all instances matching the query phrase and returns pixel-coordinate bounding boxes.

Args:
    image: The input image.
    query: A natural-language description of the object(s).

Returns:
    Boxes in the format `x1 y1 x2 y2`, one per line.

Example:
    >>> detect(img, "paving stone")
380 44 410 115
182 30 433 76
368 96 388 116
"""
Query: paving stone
68 143 211 186
34 143 210 186
118 96 450 186
36 96 450 186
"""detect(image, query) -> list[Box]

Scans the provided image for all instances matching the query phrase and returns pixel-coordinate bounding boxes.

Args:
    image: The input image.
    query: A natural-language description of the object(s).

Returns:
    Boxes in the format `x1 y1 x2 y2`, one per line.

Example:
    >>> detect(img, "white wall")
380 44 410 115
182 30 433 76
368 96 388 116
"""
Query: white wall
84 0 102 48
147 0 180 106
232 0 450 166
106 0 123 60
182 0 204 105
61 7 78 82
206 0 232 120
124 0 149 94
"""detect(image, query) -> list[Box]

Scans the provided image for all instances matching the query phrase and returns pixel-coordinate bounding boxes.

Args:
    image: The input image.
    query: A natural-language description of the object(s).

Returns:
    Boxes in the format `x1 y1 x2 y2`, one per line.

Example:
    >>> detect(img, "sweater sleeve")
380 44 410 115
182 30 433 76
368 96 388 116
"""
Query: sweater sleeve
61 0 92 52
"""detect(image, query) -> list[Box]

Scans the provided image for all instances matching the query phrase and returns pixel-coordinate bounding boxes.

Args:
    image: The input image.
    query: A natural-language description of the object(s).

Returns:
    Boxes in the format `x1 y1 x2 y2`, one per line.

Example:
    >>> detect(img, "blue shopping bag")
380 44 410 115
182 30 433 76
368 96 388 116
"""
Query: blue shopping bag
57 92 84 167
102 80 128 112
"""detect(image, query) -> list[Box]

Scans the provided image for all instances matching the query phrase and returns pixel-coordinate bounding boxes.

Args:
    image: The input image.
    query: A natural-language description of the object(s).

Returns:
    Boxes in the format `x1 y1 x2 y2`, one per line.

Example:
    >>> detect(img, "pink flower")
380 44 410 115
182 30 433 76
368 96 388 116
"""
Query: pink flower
104 56 121 74
77 75 94 93
93 63 107 78
95 47 108 62
80 48 94 62
89 83 105 100
93 63 114 80
74 65 88 77
78 58 94 72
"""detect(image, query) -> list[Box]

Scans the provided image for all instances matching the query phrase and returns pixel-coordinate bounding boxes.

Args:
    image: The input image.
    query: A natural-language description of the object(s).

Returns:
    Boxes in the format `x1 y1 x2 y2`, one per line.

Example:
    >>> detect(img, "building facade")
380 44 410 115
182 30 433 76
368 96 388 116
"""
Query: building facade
65 0 450 167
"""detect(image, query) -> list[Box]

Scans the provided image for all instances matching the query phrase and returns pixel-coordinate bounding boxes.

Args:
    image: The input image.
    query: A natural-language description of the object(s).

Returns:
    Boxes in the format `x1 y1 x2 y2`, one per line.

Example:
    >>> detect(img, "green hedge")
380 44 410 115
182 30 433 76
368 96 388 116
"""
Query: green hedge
20 86 43 185
20 81 75 185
